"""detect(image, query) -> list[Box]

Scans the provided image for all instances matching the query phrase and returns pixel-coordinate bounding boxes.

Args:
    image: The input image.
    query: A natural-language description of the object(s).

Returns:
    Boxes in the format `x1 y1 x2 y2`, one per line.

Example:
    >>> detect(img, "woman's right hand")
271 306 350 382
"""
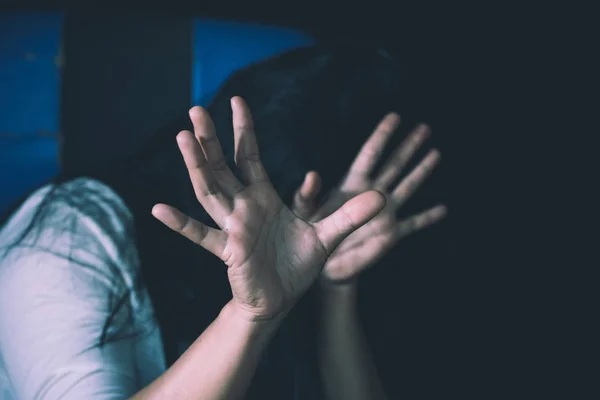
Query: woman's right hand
152 97 385 321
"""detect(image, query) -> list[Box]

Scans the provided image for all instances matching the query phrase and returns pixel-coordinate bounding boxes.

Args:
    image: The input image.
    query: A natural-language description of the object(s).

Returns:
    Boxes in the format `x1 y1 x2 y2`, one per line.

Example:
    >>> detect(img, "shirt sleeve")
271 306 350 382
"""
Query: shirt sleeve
0 184 154 399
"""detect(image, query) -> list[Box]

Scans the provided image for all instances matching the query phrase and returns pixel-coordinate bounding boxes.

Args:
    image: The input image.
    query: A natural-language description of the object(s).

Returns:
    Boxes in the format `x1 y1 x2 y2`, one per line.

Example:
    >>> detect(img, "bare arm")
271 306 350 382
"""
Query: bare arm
292 114 446 400
316 284 387 400
0 99 385 400
139 99 384 400
130 301 281 400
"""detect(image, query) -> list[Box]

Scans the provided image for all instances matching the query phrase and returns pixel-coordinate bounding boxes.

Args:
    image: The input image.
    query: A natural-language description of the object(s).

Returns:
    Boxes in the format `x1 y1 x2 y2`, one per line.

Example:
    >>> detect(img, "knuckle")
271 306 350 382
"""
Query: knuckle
211 157 229 171
237 124 255 134
205 182 220 196
340 206 358 230
362 146 383 160
179 217 193 233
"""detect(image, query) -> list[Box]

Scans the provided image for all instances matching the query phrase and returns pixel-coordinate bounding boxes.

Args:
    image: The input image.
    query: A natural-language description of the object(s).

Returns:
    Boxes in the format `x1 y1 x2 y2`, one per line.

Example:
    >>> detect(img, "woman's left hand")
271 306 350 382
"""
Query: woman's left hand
292 113 447 285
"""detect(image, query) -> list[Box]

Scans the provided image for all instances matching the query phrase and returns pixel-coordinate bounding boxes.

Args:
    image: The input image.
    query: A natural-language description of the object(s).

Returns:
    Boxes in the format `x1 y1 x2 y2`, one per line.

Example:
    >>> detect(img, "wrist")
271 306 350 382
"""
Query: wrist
317 279 359 314
319 277 359 298
222 300 284 338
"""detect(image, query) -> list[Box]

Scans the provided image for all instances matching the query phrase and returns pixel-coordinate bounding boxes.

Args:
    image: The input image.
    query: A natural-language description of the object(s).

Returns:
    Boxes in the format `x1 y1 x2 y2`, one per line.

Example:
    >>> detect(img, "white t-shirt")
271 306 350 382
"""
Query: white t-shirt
0 178 166 399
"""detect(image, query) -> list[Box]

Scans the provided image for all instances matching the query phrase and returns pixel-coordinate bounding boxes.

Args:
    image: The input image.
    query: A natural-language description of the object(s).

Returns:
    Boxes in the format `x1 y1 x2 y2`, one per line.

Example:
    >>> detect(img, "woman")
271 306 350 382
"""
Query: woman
0 44 444 399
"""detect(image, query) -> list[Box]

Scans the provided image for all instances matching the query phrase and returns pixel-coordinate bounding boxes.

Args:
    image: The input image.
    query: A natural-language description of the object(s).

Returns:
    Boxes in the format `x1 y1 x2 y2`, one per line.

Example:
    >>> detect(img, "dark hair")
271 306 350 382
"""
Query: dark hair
0 42 404 398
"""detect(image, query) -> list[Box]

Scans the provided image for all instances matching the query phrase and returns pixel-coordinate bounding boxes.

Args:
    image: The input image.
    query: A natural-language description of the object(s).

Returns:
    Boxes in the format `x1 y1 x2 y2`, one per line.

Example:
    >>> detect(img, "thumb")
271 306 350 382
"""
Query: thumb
313 190 385 255
292 171 321 219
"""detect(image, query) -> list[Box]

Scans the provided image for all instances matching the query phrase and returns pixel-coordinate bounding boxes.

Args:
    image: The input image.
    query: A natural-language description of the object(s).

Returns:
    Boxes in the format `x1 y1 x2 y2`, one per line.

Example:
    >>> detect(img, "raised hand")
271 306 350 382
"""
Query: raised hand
293 113 446 284
151 97 385 320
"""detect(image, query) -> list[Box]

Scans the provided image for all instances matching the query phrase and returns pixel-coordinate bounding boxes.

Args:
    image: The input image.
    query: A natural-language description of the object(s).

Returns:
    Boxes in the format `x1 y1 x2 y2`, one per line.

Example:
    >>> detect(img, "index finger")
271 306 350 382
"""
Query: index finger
231 96 270 184
189 106 244 196
176 130 232 227
348 113 400 177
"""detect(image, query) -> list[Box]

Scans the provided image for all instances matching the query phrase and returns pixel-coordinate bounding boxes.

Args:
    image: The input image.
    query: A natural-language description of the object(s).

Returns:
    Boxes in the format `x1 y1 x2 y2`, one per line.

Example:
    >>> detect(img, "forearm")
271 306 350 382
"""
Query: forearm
131 300 281 400
317 283 388 400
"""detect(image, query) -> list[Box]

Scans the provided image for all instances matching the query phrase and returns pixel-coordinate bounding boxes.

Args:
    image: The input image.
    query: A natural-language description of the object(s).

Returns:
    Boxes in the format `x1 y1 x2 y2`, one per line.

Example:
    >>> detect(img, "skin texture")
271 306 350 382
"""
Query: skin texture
136 99 445 400
152 97 386 321
135 97 386 399
292 113 445 400
293 112 446 284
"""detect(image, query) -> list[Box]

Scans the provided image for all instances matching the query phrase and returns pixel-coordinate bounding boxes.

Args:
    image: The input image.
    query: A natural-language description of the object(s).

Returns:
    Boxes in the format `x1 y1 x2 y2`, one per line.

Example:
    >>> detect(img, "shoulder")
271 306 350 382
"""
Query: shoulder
1 177 134 264
30 178 134 246
0 177 146 315
0 178 165 398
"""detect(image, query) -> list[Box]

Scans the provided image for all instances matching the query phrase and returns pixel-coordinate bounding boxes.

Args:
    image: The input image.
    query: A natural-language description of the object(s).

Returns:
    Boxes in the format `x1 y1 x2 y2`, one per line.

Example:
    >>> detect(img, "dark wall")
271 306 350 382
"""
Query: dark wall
2 3 549 398
60 12 192 170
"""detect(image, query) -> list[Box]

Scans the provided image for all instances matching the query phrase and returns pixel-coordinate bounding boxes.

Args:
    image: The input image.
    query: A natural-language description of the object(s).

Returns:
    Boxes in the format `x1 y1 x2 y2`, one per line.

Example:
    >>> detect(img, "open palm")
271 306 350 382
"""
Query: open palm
293 114 446 283
152 97 385 320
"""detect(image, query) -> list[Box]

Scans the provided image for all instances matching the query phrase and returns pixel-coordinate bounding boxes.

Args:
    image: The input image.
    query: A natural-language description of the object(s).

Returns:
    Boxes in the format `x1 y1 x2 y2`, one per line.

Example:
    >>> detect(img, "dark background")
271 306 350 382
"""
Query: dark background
1 1 567 398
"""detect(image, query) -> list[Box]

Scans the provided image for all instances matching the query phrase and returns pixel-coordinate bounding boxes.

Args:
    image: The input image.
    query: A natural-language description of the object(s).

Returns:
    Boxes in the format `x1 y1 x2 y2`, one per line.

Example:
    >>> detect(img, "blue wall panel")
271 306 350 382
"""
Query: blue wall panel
192 18 312 105
0 12 64 213
0 15 309 213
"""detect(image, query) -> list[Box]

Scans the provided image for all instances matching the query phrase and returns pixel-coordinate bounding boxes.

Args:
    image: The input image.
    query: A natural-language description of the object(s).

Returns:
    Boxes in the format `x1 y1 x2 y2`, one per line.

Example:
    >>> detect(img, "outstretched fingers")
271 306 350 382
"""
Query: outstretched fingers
391 149 441 207
189 106 244 196
348 113 400 177
375 124 430 189
313 190 386 255
396 204 447 239
231 97 270 185
292 171 321 220
152 204 227 259
176 130 231 227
